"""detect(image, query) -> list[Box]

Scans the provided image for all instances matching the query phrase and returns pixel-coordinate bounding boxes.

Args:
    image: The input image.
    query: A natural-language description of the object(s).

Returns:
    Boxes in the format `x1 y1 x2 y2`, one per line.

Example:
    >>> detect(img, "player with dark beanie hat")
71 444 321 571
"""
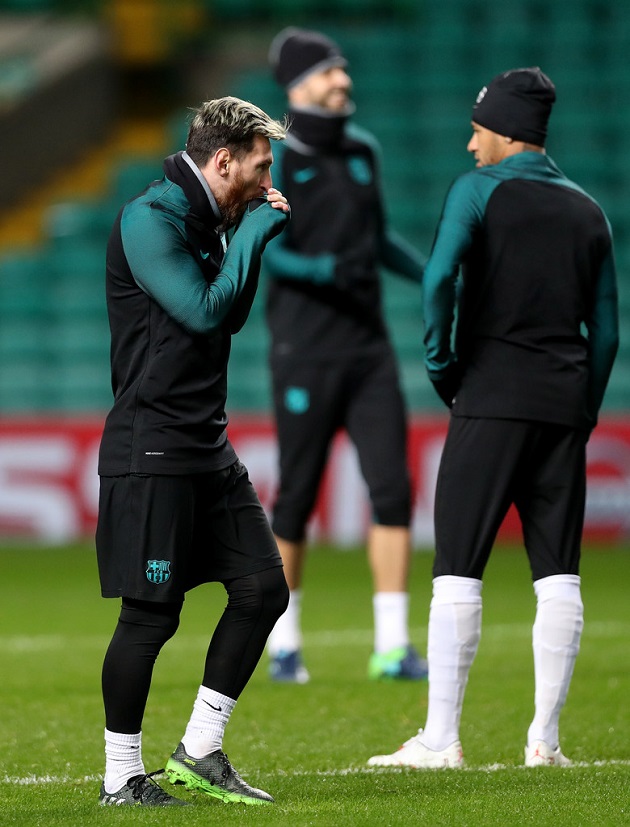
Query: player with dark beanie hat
263 26 428 685
269 27 347 90
368 64 618 772
472 67 556 146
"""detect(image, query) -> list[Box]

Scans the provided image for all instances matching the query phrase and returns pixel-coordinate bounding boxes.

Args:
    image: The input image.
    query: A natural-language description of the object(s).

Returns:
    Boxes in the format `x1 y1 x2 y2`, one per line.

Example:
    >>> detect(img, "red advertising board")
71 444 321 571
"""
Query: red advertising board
0 415 629 545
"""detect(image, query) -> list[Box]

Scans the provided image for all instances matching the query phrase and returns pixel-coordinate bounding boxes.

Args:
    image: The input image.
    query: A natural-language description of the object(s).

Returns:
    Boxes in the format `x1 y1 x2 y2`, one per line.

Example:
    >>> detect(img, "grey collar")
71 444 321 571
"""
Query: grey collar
285 133 318 156
181 150 222 223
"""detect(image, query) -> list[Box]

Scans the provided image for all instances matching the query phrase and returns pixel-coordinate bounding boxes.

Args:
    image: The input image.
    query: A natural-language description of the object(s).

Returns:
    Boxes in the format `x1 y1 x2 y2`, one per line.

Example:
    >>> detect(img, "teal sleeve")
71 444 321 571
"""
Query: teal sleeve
379 228 426 284
423 174 490 378
264 230 335 284
353 122 426 284
586 247 619 424
122 199 288 335
224 199 289 333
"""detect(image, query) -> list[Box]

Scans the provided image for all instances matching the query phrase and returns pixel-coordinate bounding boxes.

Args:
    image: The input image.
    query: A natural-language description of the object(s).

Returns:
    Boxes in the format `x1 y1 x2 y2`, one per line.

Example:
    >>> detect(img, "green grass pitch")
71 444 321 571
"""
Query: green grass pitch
1 542 629 826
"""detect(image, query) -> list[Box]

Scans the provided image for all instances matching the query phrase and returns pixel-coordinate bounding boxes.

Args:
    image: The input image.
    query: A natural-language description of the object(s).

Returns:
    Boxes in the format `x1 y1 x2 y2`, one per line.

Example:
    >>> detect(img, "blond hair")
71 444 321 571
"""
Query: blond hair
186 96 288 164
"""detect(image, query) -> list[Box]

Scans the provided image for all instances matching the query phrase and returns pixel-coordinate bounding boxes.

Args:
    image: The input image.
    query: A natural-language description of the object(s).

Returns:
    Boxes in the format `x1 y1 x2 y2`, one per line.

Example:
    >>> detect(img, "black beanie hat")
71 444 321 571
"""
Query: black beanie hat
269 27 347 90
472 67 556 146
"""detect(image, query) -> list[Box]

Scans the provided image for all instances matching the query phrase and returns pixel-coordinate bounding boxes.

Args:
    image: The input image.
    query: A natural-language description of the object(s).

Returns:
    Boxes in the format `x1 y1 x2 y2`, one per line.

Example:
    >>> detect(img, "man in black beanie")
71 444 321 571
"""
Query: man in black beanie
264 27 428 684
472 66 556 148
369 67 618 769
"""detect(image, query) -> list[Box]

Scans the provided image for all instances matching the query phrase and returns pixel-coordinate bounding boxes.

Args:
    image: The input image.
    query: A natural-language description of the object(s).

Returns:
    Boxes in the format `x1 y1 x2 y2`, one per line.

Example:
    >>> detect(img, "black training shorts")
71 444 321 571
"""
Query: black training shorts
271 349 411 541
433 417 587 581
96 460 282 601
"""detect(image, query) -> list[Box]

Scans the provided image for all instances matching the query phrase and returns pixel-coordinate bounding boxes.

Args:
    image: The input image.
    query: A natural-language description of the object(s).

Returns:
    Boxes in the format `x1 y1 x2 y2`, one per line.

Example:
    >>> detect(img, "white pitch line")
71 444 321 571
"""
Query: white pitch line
4 759 630 786
2 621 629 654
0 774 101 785
283 759 630 776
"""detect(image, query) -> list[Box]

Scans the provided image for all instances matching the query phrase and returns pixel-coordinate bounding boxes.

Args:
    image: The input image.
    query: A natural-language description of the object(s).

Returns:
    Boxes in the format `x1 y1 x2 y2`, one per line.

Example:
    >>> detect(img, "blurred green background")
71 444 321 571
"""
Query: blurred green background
0 0 628 415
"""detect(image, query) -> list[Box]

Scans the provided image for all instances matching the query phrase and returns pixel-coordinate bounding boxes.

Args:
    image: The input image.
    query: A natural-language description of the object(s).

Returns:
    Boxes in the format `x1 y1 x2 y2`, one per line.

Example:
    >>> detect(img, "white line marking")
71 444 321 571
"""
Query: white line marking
4 759 630 786
2 621 628 654
1 774 101 785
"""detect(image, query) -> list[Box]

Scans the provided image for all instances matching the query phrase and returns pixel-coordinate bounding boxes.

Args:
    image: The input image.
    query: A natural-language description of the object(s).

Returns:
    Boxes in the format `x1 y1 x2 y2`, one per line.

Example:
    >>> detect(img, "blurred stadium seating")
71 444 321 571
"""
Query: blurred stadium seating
0 0 628 414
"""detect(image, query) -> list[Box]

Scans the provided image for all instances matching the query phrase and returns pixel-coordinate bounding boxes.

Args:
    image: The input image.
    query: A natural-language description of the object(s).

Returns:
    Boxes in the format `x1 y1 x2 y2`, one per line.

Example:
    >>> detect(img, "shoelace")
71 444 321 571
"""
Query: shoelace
206 752 268 800
220 753 251 788
216 752 232 782
214 752 247 788
128 769 169 803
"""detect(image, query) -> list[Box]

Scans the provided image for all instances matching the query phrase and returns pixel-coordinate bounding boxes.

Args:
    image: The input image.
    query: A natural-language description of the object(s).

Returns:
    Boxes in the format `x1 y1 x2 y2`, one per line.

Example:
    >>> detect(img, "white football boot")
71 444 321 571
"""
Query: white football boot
368 730 464 769
524 740 572 767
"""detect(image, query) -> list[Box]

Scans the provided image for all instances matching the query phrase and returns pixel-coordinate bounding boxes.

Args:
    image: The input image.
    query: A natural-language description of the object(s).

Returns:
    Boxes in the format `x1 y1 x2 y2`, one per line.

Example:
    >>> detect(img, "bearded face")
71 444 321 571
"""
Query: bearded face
215 168 249 231
215 136 274 231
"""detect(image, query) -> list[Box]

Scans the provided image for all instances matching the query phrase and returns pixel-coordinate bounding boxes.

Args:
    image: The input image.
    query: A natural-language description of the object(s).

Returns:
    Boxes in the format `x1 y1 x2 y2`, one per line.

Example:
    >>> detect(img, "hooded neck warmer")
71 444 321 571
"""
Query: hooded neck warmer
288 105 354 151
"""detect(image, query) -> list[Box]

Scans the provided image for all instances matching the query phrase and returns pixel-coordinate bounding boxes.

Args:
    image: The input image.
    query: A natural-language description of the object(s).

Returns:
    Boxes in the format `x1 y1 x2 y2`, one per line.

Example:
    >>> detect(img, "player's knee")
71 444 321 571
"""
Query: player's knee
119 598 182 645
260 566 290 622
372 496 411 527
271 512 308 543
225 567 289 626
272 489 316 542
369 473 412 527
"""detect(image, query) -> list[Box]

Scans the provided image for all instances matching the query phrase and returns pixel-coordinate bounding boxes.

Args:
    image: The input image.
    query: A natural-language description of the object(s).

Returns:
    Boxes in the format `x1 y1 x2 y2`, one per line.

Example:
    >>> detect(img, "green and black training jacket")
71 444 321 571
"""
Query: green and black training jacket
263 109 425 362
99 151 288 476
423 151 619 430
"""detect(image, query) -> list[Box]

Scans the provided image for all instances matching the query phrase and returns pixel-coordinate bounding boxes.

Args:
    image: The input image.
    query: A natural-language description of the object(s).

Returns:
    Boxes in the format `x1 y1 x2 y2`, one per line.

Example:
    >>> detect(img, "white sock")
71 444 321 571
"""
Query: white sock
527 574 583 749
422 575 483 751
181 686 236 758
103 729 144 794
268 589 302 656
373 592 409 654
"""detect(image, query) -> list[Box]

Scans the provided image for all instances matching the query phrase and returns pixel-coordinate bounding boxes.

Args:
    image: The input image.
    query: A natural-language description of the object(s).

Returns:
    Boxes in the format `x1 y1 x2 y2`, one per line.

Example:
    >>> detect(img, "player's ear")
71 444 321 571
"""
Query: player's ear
214 148 231 177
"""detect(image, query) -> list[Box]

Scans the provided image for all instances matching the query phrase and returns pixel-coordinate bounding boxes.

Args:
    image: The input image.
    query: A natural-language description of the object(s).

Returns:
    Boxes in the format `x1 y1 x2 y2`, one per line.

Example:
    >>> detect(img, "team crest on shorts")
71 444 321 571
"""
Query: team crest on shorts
285 386 310 414
146 560 171 584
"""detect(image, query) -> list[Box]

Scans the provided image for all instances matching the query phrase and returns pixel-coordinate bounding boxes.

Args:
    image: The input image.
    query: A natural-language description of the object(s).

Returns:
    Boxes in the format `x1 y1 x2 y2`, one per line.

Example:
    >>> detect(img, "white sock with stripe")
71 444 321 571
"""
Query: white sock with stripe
181 685 236 758
103 729 144 794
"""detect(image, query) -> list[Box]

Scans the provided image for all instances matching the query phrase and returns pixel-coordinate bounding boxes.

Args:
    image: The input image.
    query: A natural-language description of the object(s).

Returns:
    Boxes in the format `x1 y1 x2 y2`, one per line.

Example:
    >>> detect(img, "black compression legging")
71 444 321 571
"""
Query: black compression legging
102 566 288 734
